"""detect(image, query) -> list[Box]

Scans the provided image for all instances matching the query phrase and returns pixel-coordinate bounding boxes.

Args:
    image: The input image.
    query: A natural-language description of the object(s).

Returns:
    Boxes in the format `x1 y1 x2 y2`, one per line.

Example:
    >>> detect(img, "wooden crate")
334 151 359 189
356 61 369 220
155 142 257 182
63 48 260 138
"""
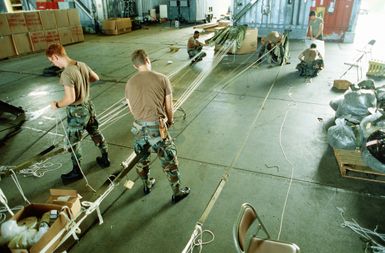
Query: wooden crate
334 148 385 183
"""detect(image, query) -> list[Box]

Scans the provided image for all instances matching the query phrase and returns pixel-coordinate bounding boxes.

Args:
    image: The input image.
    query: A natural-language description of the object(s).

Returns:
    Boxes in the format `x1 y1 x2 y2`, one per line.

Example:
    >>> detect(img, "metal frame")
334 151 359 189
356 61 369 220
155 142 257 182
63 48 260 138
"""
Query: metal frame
233 203 300 253
233 203 270 253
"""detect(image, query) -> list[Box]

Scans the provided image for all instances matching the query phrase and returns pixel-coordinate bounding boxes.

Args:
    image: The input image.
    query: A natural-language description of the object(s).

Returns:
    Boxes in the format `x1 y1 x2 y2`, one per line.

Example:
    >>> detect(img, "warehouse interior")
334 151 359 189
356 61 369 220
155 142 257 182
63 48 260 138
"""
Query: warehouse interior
0 0 385 252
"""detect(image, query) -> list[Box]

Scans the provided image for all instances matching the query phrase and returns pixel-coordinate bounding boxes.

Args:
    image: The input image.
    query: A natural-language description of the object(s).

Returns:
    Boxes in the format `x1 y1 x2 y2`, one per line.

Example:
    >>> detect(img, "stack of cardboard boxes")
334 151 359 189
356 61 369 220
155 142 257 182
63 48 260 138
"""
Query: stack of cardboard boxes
102 18 132 35
0 9 84 60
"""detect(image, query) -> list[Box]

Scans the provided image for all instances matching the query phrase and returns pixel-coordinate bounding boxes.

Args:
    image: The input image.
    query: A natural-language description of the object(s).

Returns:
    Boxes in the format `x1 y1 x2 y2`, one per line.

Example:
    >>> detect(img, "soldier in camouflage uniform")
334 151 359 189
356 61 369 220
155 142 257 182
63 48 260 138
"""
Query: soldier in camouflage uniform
296 43 324 77
47 43 110 184
125 49 190 203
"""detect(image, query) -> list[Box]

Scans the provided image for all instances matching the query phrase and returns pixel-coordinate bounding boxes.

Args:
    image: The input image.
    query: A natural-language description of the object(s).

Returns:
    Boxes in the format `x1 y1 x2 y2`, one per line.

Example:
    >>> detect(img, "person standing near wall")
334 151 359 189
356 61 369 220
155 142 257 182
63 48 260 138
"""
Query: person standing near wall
308 10 324 40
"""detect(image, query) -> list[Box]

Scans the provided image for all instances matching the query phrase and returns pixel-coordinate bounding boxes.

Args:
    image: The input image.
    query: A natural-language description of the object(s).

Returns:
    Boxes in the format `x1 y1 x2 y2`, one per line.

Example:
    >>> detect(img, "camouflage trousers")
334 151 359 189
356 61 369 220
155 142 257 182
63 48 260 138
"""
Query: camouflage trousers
66 101 108 166
296 59 324 77
131 121 181 194
188 45 203 59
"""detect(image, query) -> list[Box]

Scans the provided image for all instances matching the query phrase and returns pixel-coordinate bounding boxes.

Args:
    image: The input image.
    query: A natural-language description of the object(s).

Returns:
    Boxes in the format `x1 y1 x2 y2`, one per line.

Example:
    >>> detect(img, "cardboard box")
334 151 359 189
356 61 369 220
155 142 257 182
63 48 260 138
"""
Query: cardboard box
0 14 11 36
0 35 16 59
29 31 47 52
102 18 132 35
333 79 351 90
39 11 57 30
47 189 81 216
71 26 84 42
8 204 69 253
67 8 80 26
235 28 258 54
58 27 72 45
6 13 28 34
24 12 43 32
54 9 70 28
12 33 32 55
45 29 60 45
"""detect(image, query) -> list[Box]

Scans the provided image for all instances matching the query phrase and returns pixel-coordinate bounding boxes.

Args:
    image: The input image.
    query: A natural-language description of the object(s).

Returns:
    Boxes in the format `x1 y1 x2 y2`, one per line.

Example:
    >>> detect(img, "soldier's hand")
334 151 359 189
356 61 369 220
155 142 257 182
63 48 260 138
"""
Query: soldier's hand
50 101 58 110
166 120 174 128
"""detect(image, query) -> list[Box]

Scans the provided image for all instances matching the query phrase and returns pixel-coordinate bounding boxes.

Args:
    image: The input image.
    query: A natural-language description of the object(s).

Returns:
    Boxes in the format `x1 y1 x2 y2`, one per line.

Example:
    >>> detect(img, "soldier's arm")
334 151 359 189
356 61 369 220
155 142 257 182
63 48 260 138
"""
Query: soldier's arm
308 25 313 39
316 22 323 38
298 52 304 61
89 69 100 83
165 94 174 127
318 51 323 59
126 98 133 112
51 85 76 109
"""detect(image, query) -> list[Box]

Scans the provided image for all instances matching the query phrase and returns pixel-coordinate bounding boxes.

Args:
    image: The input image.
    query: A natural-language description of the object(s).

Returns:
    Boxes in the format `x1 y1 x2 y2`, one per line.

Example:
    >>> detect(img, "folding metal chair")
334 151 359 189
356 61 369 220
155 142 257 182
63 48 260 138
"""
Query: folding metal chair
233 203 300 253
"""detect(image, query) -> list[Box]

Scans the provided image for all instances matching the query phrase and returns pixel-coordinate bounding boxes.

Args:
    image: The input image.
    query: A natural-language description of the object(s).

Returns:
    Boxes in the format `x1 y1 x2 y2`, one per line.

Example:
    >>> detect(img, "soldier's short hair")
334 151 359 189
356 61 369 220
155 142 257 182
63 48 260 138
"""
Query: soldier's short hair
310 43 317 48
194 31 200 35
46 43 66 57
131 49 148 66
309 10 316 17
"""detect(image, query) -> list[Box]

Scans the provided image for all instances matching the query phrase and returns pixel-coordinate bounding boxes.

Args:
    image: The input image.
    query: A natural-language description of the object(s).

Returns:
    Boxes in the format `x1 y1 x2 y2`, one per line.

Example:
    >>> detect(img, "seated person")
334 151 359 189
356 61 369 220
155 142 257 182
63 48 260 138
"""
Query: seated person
187 31 206 62
257 31 290 65
296 43 324 77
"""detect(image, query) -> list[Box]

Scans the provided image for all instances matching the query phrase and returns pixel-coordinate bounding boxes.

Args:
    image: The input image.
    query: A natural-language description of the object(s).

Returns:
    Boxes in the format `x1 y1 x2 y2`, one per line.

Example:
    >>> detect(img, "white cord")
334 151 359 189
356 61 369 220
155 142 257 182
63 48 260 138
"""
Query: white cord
276 105 296 240
276 76 297 240
58 114 96 193
9 169 30 204
183 224 215 253
0 205 23 223
0 188 15 216
338 207 385 253
19 158 63 178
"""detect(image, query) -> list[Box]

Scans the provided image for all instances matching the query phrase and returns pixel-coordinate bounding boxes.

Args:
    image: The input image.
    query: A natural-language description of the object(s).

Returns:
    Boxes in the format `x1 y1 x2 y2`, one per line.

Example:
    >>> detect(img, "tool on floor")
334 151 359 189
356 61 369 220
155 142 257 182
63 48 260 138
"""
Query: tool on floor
182 174 228 253
340 39 376 82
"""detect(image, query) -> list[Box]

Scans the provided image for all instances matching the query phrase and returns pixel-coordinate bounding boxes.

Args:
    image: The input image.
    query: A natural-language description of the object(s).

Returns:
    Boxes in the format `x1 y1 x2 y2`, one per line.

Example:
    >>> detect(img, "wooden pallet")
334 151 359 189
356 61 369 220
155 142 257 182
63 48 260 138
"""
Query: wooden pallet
334 148 385 184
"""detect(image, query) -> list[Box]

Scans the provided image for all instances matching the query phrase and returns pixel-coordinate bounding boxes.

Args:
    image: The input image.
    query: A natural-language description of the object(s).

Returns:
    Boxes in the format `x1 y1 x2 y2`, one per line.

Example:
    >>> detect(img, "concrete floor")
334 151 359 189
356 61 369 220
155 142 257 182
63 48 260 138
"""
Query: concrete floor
1 23 385 253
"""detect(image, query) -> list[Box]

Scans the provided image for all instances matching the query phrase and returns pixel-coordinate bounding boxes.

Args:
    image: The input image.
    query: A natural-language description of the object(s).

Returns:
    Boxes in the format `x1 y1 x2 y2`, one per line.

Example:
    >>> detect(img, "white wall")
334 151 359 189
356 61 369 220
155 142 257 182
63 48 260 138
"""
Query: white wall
208 0 231 19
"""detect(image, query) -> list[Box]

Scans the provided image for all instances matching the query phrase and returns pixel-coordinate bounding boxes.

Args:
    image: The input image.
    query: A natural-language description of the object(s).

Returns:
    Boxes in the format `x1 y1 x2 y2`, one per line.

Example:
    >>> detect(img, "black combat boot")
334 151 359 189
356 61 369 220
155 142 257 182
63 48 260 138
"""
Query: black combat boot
96 153 110 168
143 178 156 195
172 187 190 203
61 165 83 184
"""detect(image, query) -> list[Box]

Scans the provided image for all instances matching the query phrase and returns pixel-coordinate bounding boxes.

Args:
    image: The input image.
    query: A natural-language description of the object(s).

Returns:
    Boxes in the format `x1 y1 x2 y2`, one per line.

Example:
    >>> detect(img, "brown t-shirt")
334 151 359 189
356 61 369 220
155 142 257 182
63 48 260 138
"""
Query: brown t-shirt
125 71 172 121
60 61 92 105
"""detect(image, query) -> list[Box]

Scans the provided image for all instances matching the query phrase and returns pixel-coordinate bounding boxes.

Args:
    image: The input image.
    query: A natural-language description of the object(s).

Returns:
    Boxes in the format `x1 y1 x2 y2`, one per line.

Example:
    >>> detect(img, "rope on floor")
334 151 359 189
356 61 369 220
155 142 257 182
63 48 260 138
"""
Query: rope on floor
182 224 215 253
338 207 385 253
276 81 297 240
10 169 30 205
19 159 63 178
182 42 289 251
0 188 15 216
